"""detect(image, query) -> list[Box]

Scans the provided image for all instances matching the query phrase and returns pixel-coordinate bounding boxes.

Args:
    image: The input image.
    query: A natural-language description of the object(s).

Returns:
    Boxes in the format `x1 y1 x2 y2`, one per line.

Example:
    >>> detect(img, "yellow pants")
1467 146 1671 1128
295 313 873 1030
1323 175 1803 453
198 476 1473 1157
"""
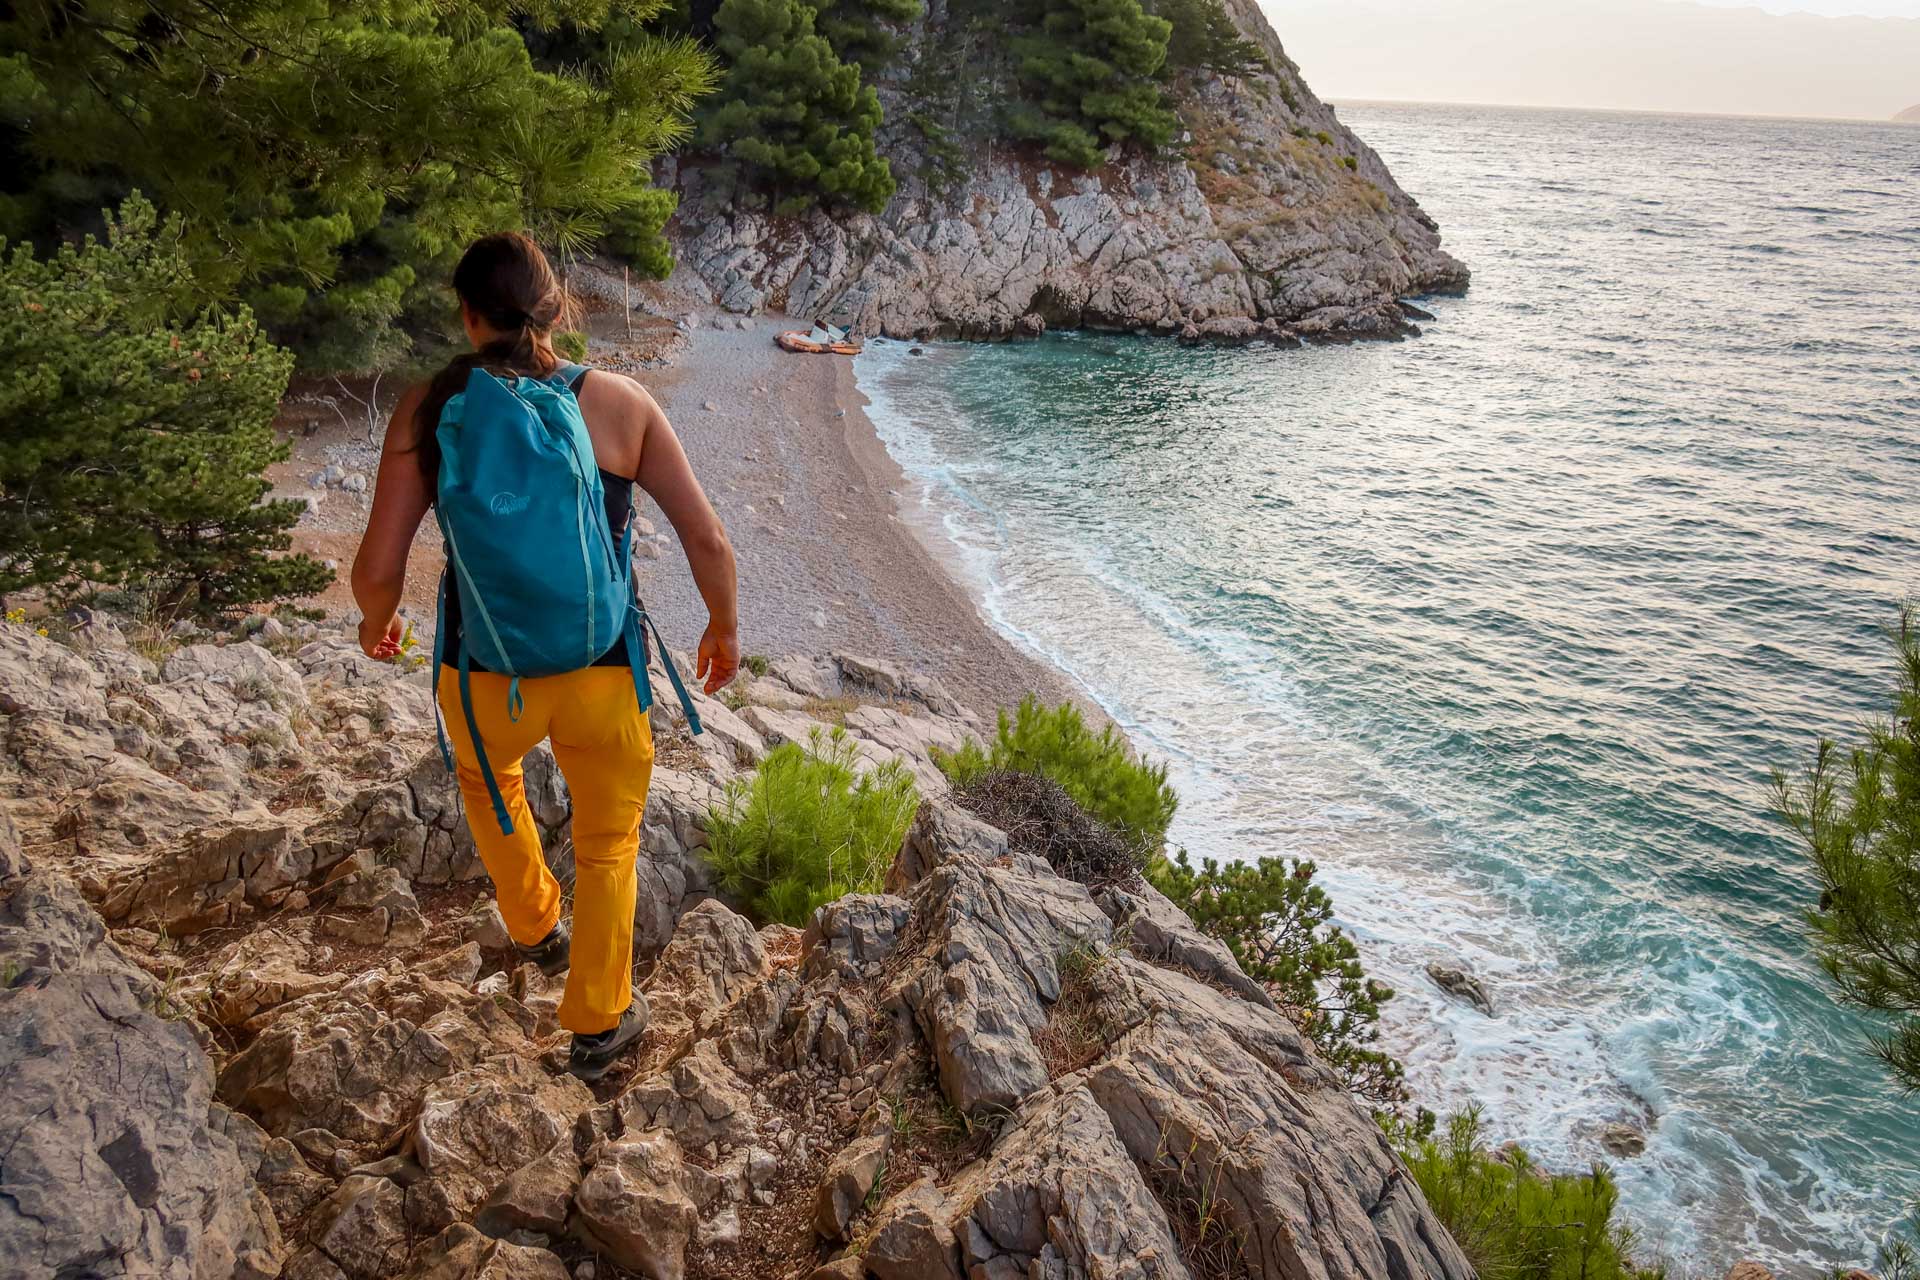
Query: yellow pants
437 665 654 1035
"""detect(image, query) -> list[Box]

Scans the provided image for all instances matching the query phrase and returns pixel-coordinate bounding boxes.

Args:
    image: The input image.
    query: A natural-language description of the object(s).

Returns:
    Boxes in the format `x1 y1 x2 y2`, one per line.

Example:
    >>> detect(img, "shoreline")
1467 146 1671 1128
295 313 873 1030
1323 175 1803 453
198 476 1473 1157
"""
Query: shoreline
638 313 1087 721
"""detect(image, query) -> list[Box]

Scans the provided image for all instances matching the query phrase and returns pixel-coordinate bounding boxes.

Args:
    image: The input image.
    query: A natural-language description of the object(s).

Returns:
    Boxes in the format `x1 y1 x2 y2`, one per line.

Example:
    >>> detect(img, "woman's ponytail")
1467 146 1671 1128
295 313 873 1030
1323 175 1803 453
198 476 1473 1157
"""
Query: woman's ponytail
409 233 572 491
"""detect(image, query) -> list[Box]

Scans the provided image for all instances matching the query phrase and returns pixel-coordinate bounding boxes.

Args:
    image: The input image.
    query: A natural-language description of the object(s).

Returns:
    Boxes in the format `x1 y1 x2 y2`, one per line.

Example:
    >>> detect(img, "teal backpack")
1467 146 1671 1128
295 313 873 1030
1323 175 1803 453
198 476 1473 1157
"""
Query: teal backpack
430 362 703 835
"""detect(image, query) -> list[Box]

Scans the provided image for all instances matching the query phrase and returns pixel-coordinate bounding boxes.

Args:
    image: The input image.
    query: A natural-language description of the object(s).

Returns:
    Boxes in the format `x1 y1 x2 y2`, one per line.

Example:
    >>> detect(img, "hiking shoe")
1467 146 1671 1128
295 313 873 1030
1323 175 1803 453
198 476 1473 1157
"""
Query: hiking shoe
516 920 571 977
568 995 651 1082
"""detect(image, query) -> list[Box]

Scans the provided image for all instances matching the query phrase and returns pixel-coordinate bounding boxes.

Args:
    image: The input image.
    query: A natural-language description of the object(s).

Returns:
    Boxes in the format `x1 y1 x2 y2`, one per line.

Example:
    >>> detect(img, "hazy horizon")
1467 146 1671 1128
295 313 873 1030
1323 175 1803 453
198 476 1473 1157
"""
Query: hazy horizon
1261 0 1920 121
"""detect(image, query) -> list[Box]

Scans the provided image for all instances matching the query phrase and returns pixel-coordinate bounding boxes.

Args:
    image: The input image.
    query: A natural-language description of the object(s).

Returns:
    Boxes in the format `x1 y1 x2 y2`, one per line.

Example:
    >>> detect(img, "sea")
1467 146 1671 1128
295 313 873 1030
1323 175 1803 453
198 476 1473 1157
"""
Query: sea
855 103 1920 1273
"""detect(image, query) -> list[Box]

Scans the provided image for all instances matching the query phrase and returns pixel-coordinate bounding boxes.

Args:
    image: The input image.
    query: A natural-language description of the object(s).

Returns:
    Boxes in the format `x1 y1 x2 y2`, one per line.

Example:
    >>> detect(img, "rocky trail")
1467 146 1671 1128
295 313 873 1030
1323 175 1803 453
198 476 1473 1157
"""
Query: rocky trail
0 614 1471 1280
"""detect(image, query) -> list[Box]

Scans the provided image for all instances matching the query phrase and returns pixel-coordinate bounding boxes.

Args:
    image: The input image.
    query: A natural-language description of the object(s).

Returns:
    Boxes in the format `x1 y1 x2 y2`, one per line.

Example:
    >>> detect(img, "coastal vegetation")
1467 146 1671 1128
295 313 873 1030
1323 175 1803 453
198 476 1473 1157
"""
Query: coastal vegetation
705 725 920 923
0 0 715 371
1775 604 1920 1094
0 198 329 613
1391 1108 1665 1280
1149 846 1407 1107
936 695 1179 851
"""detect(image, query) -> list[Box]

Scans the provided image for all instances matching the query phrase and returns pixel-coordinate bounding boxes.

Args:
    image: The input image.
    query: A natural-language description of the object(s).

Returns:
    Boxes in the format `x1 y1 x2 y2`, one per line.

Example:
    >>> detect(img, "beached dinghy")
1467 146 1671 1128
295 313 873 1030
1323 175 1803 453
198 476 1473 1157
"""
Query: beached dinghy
776 322 862 356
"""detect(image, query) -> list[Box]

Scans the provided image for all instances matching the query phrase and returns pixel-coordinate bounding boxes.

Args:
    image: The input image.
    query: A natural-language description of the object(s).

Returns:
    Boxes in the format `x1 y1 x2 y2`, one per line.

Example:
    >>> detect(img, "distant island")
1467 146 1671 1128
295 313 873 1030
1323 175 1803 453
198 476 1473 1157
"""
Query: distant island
1896 103 1920 122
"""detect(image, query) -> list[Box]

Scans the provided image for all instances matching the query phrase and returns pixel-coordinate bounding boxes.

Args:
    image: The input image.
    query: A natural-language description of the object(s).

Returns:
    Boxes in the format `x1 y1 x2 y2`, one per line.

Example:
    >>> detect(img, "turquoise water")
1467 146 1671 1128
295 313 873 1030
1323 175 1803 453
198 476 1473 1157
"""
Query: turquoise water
858 104 1920 1272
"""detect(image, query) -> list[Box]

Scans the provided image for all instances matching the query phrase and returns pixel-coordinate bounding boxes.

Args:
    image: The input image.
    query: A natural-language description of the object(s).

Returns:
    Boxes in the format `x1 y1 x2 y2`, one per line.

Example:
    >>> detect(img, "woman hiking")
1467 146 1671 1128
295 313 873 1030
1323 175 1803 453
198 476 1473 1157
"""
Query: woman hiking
351 232 739 1081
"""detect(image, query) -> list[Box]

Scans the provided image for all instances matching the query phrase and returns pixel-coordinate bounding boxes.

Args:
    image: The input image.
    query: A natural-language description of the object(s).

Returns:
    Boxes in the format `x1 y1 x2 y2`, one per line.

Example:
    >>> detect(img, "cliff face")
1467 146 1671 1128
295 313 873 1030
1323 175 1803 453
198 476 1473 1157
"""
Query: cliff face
0 619 1471 1280
667 0 1467 341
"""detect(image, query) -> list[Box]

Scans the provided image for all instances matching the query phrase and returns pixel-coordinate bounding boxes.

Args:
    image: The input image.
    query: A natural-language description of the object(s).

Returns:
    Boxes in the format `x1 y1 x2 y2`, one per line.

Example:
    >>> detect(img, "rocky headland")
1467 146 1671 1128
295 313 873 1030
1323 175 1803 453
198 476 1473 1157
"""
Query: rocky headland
0 613 1473 1280
665 0 1467 343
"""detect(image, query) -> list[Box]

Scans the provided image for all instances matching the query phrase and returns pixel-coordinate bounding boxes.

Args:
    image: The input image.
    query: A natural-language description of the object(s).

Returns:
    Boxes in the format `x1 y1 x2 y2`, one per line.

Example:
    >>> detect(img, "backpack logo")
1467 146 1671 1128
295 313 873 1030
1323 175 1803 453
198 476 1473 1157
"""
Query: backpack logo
489 492 531 516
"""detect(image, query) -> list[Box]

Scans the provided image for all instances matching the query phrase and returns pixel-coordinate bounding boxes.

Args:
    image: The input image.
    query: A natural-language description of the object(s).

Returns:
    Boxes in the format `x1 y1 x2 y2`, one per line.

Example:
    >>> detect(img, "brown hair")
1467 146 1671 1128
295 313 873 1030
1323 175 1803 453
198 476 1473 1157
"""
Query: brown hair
410 232 573 490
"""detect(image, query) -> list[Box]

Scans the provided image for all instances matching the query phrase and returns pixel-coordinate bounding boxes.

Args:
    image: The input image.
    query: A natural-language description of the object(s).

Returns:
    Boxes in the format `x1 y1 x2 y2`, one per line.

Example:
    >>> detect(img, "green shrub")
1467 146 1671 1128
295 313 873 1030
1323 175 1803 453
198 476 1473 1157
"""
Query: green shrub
706 727 920 925
1393 1107 1664 1280
0 197 331 612
1149 847 1405 1107
936 696 1176 851
1342 155 1358 170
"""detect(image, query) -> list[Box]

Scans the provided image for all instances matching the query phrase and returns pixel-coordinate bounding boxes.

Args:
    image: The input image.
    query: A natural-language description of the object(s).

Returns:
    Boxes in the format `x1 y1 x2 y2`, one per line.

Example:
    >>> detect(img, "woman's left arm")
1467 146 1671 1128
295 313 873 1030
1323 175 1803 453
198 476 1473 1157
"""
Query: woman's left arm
351 383 432 658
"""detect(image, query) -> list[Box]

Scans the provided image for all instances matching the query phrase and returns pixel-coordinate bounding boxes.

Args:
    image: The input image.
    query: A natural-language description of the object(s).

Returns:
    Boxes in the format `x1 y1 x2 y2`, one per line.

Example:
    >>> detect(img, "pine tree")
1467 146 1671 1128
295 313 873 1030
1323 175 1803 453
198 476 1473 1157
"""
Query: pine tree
1775 604 1920 1092
0 197 331 612
700 0 896 214
0 1 715 371
1153 0 1267 78
802 0 924 72
1009 0 1179 169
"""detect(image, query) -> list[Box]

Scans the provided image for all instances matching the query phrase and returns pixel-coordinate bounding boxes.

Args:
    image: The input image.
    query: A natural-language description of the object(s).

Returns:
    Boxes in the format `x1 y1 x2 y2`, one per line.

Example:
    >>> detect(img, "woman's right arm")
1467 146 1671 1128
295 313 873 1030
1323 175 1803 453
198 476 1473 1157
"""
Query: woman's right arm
351 383 432 658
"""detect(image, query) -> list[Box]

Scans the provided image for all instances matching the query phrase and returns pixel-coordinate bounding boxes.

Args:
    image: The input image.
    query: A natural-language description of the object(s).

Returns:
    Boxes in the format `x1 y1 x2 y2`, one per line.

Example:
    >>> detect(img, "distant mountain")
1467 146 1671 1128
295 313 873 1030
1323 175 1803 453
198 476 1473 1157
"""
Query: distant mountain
1262 0 1920 121
1897 104 1920 122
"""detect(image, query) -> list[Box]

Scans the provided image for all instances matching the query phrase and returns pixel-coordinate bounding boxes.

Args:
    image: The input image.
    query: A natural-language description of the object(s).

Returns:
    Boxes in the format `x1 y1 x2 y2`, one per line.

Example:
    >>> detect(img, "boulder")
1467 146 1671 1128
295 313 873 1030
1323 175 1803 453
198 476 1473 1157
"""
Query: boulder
1425 961 1495 1016
1096 878 1274 1010
403 1225 571 1280
620 1041 756 1150
404 1054 595 1228
475 1141 583 1239
1598 1122 1648 1158
892 857 1114 1115
1725 1262 1775 1280
802 892 912 982
813 1131 891 1240
572 1133 698 1280
218 969 540 1150
887 800 1007 893
203 926 350 1025
0 859 279 1280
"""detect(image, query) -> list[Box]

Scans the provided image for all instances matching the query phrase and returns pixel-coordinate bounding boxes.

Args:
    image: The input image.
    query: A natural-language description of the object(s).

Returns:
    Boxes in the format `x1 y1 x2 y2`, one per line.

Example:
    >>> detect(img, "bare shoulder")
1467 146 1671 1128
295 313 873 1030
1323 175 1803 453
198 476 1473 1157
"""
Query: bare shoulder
576 369 664 478
382 381 432 453
577 368 666 425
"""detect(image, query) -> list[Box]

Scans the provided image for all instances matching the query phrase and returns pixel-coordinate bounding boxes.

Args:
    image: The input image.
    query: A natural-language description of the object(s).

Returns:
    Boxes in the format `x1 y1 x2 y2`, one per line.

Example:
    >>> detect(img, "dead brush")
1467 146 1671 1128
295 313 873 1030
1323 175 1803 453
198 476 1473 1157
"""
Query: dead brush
1145 1125 1256 1280
1035 941 1124 1078
952 770 1144 890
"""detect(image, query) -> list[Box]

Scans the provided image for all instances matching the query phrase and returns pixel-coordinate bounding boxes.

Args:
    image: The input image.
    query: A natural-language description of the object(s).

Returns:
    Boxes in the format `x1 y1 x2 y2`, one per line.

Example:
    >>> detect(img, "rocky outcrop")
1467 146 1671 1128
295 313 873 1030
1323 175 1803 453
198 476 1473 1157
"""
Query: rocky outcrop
1 620 1470 1280
0 817 282 1280
666 0 1464 342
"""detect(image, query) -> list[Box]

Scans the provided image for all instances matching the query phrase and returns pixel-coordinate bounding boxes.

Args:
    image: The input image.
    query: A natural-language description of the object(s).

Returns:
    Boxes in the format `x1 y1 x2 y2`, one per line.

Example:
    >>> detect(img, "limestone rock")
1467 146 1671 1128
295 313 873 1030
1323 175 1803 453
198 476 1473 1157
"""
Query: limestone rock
1096 878 1274 1011
218 969 539 1151
1425 961 1495 1016
892 857 1114 1115
403 1224 572 1280
0 858 280 1280
864 1178 965 1280
620 1041 755 1150
204 925 350 1025
813 1131 891 1240
405 1054 595 1228
877 1085 1184 1278
1725 1262 1775 1280
475 1140 583 1239
1598 1122 1648 1158
802 892 912 982
572 1133 698 1280
888 800 1007 893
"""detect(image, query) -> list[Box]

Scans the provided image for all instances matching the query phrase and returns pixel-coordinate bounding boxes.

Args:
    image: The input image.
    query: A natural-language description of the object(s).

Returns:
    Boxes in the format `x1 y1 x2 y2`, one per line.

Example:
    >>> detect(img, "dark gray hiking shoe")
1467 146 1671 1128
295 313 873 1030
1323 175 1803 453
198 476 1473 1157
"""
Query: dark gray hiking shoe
568 994 651 1082
516 920 570 977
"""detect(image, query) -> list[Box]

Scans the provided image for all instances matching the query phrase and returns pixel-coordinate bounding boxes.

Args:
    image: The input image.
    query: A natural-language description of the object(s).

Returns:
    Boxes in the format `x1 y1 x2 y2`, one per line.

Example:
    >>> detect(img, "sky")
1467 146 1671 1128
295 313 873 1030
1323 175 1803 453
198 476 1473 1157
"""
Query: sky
1259 0 1920 119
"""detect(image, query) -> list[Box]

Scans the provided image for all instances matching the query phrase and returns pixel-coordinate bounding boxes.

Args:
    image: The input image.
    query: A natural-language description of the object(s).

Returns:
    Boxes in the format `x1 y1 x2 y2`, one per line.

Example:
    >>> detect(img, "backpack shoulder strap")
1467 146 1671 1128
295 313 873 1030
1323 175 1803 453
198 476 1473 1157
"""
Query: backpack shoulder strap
553 361 591 394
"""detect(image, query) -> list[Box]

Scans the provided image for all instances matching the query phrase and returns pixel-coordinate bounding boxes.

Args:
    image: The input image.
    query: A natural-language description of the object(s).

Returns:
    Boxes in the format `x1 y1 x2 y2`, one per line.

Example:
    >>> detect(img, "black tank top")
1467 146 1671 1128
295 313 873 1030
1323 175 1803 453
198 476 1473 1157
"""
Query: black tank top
439 366 638 671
